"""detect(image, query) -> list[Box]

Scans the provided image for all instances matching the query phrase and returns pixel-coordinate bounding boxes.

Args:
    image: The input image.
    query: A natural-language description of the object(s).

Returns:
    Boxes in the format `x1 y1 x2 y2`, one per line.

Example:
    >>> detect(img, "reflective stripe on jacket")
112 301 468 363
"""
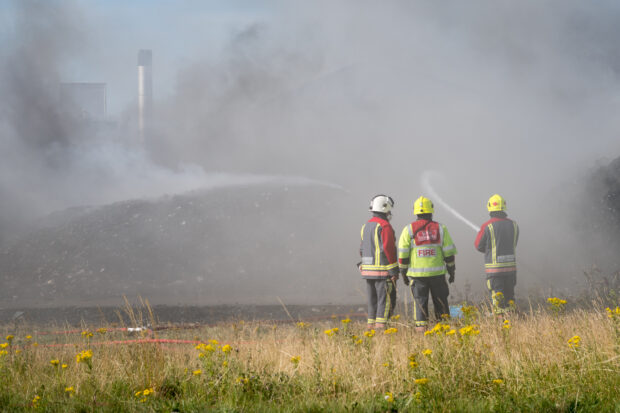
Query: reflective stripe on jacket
360 216 398 279
397 220 457 278
474 217 519 274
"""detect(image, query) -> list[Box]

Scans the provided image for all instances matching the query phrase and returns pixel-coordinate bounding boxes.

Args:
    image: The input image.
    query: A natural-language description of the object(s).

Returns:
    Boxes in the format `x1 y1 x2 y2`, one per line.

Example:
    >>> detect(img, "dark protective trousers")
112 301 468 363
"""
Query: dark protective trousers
366 279 396 325
410 274 450 327
487 272 517 314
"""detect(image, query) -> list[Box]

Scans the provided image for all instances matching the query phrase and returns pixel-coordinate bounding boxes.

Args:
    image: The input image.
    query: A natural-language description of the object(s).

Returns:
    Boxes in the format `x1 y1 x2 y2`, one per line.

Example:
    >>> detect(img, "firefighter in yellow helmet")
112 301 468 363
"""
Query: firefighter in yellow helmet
398 196 457 332
474 194 519 315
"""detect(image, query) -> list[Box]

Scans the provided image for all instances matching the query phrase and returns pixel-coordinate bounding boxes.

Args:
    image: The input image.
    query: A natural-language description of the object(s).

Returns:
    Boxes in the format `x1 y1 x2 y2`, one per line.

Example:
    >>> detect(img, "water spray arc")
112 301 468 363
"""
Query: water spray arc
421 171 478 232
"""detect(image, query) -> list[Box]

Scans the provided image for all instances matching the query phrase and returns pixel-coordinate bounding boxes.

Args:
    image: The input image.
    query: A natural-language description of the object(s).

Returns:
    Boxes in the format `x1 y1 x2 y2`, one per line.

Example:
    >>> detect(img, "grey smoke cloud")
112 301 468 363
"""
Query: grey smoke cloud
1 0 620 298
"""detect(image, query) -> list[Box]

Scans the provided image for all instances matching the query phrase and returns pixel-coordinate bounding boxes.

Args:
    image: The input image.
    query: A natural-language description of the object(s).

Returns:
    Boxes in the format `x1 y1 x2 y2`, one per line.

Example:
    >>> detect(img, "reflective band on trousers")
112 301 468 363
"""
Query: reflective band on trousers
410 265 445 273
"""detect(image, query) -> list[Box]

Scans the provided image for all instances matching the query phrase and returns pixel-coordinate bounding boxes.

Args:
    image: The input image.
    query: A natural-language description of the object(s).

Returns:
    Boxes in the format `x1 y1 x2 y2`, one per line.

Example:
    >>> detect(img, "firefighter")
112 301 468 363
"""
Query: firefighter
475 194 519 315
359 195 399 329
398 196 457 332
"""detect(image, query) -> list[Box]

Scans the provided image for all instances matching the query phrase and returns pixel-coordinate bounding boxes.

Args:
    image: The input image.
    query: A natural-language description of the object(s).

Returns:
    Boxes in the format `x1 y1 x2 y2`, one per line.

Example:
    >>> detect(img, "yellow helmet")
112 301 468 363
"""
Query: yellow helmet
413 196 434 215
487 194 507 212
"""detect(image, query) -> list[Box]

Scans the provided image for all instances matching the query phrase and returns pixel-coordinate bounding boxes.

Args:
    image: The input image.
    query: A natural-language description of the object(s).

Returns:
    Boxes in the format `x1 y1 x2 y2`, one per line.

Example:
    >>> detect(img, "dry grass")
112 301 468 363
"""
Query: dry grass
0 303 619 412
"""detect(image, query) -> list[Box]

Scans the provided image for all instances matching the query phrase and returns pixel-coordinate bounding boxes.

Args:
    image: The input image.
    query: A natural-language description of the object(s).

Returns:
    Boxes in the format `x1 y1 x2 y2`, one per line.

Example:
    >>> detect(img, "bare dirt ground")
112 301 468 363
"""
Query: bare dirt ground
0 304 367 328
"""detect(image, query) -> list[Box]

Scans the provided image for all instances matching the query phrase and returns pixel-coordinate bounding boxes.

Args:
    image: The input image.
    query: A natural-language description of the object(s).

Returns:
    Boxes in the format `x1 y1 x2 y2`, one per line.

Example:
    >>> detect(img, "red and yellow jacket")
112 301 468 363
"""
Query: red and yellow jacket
475 216 519 274
359 216 398 279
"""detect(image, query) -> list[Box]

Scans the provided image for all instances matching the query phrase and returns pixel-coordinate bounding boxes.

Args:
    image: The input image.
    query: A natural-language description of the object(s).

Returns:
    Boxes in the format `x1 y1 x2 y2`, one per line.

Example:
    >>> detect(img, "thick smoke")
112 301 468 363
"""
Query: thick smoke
2 1 620 303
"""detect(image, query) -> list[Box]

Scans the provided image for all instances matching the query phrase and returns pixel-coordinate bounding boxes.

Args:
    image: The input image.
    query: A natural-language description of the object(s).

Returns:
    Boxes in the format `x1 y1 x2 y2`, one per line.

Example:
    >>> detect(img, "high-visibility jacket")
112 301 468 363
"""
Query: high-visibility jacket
398 219 457 278
360 216 398 279
474 217 519 274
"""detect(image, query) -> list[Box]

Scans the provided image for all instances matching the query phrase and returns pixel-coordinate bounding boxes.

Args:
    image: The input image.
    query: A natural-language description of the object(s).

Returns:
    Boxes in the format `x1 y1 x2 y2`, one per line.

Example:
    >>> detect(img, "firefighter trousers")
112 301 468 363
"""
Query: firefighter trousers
409 274 450 327
366 278 396 325
487 272 516 314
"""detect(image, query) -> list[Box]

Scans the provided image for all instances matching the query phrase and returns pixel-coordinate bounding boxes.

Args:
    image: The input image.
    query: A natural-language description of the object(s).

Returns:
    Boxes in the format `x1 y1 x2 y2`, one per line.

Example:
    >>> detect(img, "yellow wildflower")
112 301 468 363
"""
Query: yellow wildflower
65 386 75 397
222 361 228 367
296 321 308 329
221 344 232 354
96 328 107 334
290 355 301 365
0 350 7 357
493 379 504 385
81 331 93 338
75 349 93 364
355 339 363 345
568 335 581 349
0 343 8 349
384 327 398 335
364 330 375 338
503 319 511 330
15 349 21 355
459 325 481 336
422 349 432 356
25 335 32 341
324 329 335 337
382 362 391 368
50 359 60 367
384 392 394 403
6 335 13 343
32 395 41 406
341 318 351 324
208 339 219 345
414 378 429 385
409 360 419 369
61 363 68 369
446 329 456 335
193 369 202 376
390 314 401 321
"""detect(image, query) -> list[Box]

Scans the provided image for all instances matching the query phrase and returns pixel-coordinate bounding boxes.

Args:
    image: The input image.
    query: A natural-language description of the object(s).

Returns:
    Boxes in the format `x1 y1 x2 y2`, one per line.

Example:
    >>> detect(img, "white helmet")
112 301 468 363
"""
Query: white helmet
369 195 394 218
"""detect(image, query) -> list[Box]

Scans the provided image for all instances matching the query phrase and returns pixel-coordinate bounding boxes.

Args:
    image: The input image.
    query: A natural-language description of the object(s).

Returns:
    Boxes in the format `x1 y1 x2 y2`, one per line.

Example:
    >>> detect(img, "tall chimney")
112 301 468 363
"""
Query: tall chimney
137 49 152 143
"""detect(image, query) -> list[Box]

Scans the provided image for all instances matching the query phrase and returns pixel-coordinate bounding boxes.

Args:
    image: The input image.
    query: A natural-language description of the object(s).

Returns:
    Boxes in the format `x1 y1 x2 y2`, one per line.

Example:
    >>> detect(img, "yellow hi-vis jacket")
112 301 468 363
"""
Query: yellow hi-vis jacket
398 219 457 278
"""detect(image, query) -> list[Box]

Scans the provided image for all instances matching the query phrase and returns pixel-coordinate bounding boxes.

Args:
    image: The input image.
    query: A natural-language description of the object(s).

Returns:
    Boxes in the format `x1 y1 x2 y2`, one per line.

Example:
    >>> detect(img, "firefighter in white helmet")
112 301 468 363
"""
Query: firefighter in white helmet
398 196 457 332
359 195 399 329
475 194 519 315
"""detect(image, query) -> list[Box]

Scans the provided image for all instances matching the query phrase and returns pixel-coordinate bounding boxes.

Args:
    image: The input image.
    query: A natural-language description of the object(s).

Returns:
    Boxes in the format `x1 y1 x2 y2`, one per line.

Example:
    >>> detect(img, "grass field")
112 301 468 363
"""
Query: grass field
0 301 618 412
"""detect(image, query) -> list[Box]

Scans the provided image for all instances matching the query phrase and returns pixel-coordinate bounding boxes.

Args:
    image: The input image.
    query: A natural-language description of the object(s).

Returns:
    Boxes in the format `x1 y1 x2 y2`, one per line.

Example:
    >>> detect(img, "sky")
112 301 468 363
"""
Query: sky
1 0 620 298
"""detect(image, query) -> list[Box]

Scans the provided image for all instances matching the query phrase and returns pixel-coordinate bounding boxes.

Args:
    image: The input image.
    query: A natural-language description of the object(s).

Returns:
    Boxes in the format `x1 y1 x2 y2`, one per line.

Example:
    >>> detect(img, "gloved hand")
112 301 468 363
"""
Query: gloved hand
447 265 455 284
390 274 399 283
402 276 410 286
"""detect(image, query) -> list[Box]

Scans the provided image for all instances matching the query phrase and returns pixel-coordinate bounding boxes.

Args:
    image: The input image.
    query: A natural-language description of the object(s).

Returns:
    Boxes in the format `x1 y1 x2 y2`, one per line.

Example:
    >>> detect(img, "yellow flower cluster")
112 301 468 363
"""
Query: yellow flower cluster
384 392 394 402
50 359 60 367
5 335 13 343
383 328 398 335
424 322 451 336
547 297 567 313
96 328 107 335
0 343 8 349
75 349 93 364
221 344 232 354
390 314 401 321
568 335 581 349
461 305 479 320
414 378 429 385
290 355 301 365
502 319 511 330
408 354 418 368
363 330 375 338
135 388 154 403
606 306 620 319
236 376 250 385
324 328 339 337
296 321 308 329
493 379 504 385
193 369 202 376
65 386 75 397
422 349 432 356
459 325 481 336
0 350 7 357
341 318 351 324
81 331 93 338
